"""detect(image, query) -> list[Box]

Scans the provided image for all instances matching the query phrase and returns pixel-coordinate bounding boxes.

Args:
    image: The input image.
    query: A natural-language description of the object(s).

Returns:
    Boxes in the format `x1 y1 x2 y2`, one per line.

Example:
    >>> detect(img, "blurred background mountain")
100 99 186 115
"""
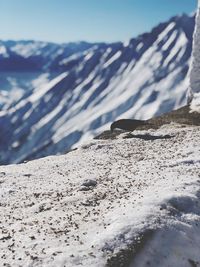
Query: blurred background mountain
0 0 197 164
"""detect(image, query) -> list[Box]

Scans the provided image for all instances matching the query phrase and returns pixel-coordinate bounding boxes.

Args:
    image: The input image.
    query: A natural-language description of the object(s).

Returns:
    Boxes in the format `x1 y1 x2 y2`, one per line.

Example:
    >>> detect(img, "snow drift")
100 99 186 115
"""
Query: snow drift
0 124 199 267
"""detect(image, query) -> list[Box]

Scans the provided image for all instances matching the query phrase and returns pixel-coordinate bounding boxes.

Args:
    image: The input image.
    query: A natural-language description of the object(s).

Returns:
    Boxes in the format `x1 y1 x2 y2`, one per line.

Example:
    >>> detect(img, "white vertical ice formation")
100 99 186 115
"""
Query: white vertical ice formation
189 0 200 112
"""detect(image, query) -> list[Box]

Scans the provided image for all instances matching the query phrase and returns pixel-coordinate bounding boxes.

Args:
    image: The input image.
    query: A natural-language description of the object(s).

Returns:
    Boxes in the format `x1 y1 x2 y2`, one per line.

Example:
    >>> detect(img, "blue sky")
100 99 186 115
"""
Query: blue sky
0 0 197 43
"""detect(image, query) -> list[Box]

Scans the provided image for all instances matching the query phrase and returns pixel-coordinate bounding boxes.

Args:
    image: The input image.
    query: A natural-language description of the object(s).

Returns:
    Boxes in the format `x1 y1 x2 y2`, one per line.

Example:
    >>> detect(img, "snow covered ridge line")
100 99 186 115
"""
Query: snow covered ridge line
0 124 200 267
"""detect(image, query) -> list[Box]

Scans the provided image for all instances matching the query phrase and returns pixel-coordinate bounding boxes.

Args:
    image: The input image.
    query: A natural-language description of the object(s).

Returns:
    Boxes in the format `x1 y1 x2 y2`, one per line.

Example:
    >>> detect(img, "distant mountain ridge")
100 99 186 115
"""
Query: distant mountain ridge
0 13 195 164
0 40 97 71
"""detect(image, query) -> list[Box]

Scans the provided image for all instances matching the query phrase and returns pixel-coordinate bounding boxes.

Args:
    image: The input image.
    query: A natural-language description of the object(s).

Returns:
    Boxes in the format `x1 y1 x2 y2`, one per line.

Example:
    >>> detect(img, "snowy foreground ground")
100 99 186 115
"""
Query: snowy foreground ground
0 124 200 267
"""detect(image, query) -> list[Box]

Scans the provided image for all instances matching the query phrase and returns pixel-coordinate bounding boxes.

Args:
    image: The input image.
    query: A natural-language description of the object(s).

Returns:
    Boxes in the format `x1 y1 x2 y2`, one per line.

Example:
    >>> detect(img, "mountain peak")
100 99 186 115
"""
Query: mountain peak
0 14 195 164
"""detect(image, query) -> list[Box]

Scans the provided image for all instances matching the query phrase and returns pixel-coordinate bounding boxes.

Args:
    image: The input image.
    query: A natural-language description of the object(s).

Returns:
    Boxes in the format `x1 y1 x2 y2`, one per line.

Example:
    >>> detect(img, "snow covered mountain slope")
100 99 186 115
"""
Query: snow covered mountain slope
0 123 200 267
0 14 195 164
0 41 96 107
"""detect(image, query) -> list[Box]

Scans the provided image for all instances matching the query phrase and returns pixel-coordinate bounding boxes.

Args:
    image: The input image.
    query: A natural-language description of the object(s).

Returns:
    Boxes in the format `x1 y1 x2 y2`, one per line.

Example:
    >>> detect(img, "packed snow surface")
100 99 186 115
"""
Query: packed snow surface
0 124 200 267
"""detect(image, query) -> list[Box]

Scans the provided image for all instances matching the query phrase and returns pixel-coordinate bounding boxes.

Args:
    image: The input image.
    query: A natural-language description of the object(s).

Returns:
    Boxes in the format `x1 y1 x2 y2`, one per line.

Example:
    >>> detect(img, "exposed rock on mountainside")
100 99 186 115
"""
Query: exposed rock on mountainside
95 105 200 140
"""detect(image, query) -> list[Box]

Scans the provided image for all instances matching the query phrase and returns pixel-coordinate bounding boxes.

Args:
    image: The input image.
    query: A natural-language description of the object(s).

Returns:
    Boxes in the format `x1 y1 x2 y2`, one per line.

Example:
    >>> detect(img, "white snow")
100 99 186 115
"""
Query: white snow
0 124 199 267
0 45 9 57
29 72 68 103
31 73 51 89
162 30 177 51
103 51 122 68
84 51 94 61
163 32 187 67
157 22 176 43
189 0 200 112
190 92 200 113
136 42 143 52
59 53 82 66
11 42 47 58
